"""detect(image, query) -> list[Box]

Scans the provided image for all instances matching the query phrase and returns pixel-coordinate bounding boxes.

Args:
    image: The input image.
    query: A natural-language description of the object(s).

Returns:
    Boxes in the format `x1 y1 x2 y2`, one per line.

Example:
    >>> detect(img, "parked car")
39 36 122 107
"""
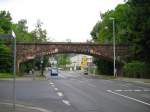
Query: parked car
84 67 88 75
51 67 58 76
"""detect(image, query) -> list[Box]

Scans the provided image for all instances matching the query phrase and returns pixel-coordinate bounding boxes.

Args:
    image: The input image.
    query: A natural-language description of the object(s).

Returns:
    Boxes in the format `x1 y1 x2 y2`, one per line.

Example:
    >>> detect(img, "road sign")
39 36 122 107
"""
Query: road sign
81 56 87 67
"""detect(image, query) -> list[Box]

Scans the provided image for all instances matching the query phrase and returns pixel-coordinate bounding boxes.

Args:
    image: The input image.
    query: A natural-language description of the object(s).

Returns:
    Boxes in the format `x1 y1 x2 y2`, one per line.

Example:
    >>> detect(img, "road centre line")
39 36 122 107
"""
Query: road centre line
121 85 129 87
0 102 52 112
49 82 54 85
107 90 150 106
54 88 58 91
57 92 63 97
62 100 71 106
123 90 134 92
114 89 150 92
115 90 123 92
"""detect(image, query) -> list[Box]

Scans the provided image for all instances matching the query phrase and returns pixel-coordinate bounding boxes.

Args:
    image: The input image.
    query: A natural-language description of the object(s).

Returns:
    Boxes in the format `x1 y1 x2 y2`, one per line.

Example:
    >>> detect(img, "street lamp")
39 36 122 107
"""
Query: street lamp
109 17 116 77
12 31 16 111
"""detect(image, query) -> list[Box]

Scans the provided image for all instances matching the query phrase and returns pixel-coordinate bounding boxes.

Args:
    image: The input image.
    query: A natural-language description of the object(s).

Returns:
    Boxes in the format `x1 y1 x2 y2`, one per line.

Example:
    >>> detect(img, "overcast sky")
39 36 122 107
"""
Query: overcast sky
0 0 124 42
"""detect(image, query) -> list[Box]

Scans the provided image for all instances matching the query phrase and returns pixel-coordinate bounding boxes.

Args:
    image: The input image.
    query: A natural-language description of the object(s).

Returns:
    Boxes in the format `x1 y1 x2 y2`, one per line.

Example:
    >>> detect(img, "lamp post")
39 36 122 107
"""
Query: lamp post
110 17 116 77
12 31 16 111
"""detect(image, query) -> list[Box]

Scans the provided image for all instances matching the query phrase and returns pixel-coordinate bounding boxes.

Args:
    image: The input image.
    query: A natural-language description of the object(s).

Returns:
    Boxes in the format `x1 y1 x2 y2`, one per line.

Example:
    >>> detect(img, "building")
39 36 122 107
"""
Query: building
70 54 93 70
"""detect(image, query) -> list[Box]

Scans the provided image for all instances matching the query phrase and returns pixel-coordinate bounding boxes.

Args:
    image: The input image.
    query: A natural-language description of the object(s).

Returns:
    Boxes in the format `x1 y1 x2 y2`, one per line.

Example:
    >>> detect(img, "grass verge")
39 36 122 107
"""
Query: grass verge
0 73 13 78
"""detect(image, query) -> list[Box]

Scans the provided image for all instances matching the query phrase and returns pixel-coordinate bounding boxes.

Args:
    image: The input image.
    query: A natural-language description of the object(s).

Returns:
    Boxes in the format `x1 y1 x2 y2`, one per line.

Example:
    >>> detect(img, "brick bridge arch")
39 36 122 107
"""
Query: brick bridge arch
16 42 129 72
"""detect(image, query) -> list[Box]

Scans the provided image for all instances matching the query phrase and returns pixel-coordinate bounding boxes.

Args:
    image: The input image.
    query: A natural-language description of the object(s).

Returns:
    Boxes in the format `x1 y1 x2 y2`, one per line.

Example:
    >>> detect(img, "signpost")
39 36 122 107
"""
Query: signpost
0 31 16 112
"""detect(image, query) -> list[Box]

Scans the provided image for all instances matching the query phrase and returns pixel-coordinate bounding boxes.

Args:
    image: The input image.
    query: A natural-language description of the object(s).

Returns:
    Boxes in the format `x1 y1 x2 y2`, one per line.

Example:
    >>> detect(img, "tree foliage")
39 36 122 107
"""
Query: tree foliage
0 10 12 34
0 10 48 73
0 44 12 72
31 20 47 42
56 54 71 68
91 0 150 76
123 61 149 78
0 11 12 73
12 19 33 42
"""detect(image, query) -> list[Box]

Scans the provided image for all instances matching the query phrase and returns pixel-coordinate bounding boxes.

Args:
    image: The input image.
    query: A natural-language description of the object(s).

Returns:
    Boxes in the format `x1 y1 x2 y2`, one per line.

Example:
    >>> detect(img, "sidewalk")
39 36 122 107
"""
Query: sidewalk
115 77 150 84
88 73 150 84
0 76 45 81
0 103 50 112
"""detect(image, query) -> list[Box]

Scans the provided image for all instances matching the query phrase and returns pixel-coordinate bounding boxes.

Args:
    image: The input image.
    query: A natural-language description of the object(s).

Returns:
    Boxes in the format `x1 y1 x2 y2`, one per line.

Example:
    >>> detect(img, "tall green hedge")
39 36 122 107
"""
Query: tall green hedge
123 61 149 78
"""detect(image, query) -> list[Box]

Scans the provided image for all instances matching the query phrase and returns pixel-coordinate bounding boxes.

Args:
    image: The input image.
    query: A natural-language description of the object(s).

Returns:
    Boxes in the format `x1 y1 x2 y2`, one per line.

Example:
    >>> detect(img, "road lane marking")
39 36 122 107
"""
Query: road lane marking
121 85 129 87
62 100 71 106
114 89 150 92
0 102 52 112
123 90 133 92
57 92 63 97
54 88 58 91
107 90 150 106
50 82 54 85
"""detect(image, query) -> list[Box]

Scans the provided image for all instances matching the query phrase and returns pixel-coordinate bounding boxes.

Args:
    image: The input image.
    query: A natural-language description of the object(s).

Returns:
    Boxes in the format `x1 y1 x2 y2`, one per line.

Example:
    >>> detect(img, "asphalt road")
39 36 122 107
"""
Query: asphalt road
0 71 150 112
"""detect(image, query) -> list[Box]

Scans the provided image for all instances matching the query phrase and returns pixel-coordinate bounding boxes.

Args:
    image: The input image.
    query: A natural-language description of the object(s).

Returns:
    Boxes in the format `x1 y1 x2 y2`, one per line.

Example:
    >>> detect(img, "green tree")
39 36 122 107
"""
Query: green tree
91 4 131 44
91 1 150 76
12 19 33 42
31 20 47 42
126 0 150 63
0 44 12 72
56 54 71 68
0 10 12 72
0 10 12 34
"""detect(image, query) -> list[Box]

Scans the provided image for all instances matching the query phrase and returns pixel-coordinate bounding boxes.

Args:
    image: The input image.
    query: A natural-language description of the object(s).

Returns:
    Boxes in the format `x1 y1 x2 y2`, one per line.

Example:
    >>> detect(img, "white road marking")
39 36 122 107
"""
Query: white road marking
114 89 150 92
107 90 150 106
62 100 71 106
123 90 133 92
57 92 63 97
50 82 54 85
54 88 58 91
0 102 52 112
121 85 129 87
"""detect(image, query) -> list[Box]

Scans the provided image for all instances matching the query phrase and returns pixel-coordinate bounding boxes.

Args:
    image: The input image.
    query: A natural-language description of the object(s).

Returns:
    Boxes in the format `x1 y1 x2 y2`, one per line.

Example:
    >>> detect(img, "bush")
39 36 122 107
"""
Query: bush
123 61 149 78
94 58 113 75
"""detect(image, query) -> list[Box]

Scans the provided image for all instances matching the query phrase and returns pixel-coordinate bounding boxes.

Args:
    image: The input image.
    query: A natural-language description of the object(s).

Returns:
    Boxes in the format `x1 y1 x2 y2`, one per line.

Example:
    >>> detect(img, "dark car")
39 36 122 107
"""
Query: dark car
51 67 58 76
